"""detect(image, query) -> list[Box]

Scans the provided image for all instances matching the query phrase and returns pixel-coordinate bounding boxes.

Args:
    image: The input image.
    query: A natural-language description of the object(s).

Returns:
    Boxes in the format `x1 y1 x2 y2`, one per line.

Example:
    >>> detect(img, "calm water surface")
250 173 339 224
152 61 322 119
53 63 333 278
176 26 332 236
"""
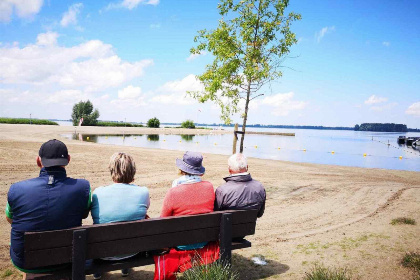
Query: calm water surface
62 128 420 172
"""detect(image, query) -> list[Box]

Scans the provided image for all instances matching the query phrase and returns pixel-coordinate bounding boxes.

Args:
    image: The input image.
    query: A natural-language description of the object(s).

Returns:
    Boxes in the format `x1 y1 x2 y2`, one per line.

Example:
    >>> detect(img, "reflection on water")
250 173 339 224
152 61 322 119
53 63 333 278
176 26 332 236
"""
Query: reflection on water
147 135 159 141
181 134 195 142
63 130 420 171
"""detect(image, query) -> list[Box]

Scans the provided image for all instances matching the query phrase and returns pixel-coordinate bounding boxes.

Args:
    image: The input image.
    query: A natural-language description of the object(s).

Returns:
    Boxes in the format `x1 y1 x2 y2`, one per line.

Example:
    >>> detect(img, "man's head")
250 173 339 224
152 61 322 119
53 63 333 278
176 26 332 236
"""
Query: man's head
109 152 136 184
37 139 70 168
228 153 248 174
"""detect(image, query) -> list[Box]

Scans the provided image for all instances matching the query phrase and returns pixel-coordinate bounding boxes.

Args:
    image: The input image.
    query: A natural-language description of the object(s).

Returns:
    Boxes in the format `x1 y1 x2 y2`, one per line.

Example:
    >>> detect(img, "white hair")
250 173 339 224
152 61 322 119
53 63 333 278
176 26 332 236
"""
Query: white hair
228 153 248 172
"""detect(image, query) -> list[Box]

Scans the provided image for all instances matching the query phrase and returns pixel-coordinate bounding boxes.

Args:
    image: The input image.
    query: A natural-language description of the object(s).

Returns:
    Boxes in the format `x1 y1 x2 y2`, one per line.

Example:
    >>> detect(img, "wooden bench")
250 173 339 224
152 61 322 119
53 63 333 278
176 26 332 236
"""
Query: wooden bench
24 210 258 280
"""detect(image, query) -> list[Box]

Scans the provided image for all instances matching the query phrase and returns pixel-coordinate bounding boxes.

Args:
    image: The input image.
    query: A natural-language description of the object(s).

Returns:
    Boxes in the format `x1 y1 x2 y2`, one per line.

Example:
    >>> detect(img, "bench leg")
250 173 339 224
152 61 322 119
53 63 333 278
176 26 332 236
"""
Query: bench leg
72 229 87 280
219 213 232 264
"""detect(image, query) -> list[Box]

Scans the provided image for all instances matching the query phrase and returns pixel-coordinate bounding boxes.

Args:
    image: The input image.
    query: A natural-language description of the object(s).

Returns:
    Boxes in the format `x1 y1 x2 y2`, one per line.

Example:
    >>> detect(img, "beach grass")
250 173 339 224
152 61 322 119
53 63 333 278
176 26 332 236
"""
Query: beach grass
0 118 58 125
391 217 416 225
177 259 238 280
96 121 143 127
1 269 13 279
304 264 358 280
402 252 420 279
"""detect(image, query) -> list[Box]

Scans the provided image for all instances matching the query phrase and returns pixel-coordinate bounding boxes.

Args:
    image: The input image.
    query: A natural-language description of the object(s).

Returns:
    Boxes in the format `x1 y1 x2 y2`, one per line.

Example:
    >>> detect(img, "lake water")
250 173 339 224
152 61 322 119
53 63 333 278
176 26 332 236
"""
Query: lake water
61 129 420 172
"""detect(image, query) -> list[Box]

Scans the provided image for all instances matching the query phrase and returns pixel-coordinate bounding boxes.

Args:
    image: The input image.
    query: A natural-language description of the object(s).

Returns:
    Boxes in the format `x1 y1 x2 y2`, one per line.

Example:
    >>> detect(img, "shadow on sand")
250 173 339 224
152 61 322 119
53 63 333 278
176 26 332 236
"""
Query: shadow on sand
233 253 290 279
85 254 289 280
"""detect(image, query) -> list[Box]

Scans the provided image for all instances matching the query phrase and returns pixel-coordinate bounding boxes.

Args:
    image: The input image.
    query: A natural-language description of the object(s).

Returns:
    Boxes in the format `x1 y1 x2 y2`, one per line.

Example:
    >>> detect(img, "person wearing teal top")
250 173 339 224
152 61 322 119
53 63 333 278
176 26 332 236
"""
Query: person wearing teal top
90 152 150 279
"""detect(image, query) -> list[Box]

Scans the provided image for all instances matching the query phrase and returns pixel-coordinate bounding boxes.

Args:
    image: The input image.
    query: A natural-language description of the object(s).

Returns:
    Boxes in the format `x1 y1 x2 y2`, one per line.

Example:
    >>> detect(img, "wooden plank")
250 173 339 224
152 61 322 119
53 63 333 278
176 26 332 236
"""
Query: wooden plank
219 213 233 264
25 222 255 268
26 239 252 279
72 230 86 280
25 210 258 251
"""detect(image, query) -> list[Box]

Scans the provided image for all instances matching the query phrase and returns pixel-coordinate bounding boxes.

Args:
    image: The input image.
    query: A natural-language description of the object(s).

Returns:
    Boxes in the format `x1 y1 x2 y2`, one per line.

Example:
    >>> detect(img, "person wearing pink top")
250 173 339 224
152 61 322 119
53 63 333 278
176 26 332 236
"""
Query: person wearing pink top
154 151 218 280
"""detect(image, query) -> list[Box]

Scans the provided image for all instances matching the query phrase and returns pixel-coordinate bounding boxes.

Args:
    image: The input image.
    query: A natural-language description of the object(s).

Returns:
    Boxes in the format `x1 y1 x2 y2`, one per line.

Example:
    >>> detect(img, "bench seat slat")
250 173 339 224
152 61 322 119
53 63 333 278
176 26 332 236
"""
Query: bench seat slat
25 221 256 268
25 210 257 251
26 240 253 280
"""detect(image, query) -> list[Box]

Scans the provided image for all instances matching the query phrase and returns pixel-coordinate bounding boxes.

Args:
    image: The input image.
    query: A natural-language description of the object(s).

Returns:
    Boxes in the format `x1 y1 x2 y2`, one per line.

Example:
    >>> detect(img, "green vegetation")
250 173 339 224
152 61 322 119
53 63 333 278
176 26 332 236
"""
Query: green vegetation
0 118 58 125
1 269 14 278
147 117 160 128
71 100 100 126
96 121 143 127
181 120 196 129
304 264 358 280
354 123 407 132
189 0 301 152
391 217 416 225
181 134 195 142
402 253 420 279
177 260 238 280
147 134 159 141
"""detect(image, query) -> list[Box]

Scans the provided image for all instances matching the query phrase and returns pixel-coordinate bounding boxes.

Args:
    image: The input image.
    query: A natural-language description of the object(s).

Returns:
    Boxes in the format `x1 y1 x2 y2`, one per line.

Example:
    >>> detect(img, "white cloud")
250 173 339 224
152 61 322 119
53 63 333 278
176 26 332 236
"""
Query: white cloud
260 92 307 116
60 3 83 27
36 32 59 46
382 41 390 47
315 26 335 43
406 102 420 116
151 74 202 105
118 85 141 99
186 51 207 62
150 23 160 29
370 102 397 112
105 0 159 11
0 0 43 22
0 35 153 91
364 95 388 105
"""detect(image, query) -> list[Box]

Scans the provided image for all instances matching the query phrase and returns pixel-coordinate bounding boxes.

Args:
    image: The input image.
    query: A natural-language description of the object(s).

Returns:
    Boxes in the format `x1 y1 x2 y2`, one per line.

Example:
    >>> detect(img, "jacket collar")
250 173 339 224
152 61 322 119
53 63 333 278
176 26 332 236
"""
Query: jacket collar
39 167 67 178
223 173 253 182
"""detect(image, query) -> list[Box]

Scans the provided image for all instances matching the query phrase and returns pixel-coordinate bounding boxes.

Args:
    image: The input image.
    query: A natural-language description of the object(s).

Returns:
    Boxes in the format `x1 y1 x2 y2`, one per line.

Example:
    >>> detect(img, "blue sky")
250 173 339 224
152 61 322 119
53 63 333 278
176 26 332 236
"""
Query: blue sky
0 0 419 127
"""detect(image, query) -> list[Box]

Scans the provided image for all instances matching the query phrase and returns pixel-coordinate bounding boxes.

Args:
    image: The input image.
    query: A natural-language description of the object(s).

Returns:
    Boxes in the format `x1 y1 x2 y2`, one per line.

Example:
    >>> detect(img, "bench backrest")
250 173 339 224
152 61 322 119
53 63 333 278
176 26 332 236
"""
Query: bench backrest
24 210 258 269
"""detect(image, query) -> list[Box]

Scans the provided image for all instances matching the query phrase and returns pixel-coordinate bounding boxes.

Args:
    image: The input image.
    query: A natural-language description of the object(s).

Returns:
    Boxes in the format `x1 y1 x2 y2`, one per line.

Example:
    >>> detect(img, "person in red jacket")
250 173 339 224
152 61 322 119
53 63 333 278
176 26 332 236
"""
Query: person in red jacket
154 151 219 280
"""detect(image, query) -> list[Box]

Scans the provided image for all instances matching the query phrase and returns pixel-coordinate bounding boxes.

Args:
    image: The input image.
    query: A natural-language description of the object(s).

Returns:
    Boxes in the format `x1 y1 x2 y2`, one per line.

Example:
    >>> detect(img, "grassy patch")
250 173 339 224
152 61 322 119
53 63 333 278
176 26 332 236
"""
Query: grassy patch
96 121 143 127
295 234 390 255
391 217 416 225
304 264 358 280
177 259 238 280
1 269 14 279
0 118 58 125
402 252 420 278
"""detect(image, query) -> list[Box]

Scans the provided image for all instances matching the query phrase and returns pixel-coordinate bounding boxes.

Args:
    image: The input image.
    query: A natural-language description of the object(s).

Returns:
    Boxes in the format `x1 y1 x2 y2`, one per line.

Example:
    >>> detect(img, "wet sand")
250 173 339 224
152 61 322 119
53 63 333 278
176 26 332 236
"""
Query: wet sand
0 124 419 279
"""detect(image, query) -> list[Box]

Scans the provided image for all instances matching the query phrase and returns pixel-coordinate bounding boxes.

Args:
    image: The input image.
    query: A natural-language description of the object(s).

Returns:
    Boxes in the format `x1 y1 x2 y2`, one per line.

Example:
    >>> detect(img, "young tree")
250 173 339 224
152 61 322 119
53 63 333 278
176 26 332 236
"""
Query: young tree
181 120 196 129
71 100 100 126
147 117 160 128
189 0 301 152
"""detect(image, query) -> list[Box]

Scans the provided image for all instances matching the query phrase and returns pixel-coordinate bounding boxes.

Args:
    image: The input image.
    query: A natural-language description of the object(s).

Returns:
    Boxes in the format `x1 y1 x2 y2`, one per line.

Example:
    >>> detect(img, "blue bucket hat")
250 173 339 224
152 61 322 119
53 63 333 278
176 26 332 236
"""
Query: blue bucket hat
176 151 205 175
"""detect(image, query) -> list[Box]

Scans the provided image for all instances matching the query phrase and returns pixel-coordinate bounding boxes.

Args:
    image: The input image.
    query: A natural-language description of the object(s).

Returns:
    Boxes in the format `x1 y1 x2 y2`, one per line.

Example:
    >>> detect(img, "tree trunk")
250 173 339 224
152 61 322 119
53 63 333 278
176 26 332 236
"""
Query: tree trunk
239 81 252 153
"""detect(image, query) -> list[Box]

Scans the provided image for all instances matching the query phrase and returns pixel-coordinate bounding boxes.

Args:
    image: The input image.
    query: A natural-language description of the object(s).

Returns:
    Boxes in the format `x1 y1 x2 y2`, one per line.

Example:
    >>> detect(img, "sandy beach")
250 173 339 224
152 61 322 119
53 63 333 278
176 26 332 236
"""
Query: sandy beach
0 124 419 279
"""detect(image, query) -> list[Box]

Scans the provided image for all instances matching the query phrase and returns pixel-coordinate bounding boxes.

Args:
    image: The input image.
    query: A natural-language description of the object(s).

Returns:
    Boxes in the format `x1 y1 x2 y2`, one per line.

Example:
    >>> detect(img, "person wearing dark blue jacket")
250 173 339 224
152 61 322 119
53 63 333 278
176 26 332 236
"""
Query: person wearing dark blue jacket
5 139 91 277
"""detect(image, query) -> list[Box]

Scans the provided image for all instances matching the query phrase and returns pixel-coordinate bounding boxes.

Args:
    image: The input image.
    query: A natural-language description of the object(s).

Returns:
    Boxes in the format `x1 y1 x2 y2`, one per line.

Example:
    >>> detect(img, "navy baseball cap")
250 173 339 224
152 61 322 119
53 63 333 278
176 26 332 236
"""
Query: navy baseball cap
39 139 69 167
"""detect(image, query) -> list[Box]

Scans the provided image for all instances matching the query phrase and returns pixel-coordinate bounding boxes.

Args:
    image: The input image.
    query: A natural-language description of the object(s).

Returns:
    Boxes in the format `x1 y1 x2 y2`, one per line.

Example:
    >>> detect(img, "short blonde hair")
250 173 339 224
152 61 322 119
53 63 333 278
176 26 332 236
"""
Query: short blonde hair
109 152 136 184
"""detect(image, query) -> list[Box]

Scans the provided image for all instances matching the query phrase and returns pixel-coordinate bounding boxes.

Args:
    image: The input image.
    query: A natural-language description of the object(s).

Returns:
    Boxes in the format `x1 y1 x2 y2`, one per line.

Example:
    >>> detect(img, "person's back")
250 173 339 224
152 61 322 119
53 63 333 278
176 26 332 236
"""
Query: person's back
214 153 266 218
6 140 91 272
91 183 149 224
90 152 149 279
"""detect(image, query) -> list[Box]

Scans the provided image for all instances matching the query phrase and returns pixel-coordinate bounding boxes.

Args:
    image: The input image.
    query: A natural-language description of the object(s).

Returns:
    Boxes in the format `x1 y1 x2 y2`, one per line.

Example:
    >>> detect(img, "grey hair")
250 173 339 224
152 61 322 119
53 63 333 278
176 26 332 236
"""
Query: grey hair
228 153 248 172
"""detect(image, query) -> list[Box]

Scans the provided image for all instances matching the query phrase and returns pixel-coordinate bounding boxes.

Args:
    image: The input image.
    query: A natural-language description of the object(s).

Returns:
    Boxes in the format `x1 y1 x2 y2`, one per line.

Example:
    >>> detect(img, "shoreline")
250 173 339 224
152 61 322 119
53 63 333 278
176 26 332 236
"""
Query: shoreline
0 124 419 279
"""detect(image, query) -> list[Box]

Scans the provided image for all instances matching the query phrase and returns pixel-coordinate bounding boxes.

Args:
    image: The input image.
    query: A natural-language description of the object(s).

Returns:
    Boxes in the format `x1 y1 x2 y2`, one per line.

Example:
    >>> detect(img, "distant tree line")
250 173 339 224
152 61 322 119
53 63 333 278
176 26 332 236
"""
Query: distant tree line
354 123 408 132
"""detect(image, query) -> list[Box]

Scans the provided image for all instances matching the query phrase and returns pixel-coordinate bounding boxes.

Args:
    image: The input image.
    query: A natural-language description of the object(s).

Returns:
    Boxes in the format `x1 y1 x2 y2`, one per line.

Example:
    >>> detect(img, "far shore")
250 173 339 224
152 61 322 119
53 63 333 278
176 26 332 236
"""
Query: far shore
0 123 419 279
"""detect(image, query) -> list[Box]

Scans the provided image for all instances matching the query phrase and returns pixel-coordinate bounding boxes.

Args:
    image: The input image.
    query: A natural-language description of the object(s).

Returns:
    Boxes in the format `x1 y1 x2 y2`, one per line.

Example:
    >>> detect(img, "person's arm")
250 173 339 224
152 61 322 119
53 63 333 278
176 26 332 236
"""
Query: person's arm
257 189 266 218
5 203 13 224
257 199 265 218
82 187 92 219
214 188 224 211
160 191 173 217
